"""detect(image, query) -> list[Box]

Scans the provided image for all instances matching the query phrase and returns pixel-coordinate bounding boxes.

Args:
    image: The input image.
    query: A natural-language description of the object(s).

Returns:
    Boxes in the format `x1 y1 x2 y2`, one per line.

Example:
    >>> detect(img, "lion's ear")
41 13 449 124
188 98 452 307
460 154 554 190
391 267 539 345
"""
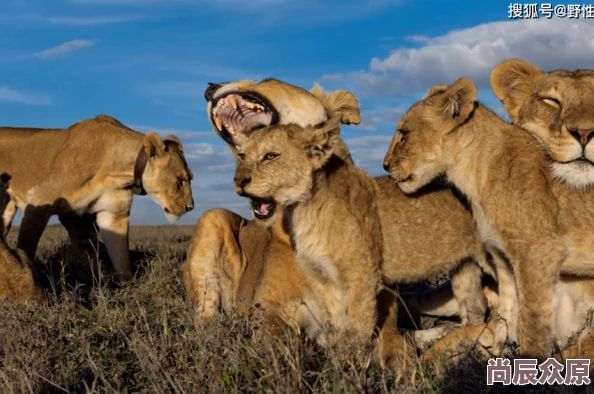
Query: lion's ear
427 78 477 131
300 117 342 169
163 135 184 152
143 132 166 158
425 84 449 98
311 83 361 125
490 59 543 122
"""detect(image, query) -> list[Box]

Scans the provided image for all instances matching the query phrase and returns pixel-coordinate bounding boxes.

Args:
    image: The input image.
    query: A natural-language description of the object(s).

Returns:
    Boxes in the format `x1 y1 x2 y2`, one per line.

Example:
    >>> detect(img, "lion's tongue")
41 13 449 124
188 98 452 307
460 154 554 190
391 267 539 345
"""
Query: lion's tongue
255 201 272 215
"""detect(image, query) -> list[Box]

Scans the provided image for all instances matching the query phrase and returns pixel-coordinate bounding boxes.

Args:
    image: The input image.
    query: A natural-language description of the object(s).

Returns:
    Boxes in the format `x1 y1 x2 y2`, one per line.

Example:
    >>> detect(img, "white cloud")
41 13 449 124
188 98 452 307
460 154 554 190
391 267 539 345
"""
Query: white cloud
36 39 98 59
360 107 405 131
0 86 50 105
44 15 140 25
345 135 393 175
324 19 594 98
184 142 237 174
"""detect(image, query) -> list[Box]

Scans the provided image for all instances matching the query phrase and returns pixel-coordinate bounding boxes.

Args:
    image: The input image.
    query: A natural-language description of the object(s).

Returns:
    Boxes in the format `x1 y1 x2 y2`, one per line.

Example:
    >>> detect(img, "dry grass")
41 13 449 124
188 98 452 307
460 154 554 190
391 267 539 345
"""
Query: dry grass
0 225 577 393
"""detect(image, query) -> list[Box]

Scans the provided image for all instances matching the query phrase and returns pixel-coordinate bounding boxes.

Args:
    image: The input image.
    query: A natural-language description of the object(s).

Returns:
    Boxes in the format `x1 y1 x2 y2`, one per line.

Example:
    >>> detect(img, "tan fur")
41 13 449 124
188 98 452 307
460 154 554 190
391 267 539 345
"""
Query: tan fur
491 59 594 189
185 78 496 365
231 114 494 350
235 119 383 346
0 115 194 281
384 78 594 359
0 173 44 304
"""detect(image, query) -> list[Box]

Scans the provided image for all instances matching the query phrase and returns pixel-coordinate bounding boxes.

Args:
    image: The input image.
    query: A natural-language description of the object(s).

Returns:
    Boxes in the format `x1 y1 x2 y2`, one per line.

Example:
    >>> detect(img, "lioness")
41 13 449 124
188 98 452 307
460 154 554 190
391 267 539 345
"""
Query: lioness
0 173 44 304
185 79 491 338
490 59 594 190
383 78 594 359
0 115 194 281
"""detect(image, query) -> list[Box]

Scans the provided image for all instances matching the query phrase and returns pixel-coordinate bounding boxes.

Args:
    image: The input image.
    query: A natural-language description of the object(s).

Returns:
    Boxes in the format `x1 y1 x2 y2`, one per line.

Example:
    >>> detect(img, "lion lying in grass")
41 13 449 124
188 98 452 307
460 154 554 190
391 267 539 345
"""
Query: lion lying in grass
184 79 505 366
383 78 594 361
0 173 44 304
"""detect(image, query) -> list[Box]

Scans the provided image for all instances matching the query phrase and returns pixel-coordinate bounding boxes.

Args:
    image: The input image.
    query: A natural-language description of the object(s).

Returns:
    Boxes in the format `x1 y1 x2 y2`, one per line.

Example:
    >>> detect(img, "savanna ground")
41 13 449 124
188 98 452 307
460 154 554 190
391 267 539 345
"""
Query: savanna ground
0 225 589 393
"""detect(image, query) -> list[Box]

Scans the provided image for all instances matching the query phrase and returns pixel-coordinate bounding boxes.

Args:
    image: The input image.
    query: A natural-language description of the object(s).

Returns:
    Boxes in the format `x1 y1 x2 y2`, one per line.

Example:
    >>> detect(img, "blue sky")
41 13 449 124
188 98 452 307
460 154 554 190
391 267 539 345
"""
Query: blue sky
2 0 594 225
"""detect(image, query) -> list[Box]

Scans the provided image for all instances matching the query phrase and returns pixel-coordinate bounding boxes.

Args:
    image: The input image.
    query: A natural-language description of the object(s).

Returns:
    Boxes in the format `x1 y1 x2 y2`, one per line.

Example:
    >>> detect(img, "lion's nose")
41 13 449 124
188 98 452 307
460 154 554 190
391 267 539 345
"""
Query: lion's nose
568 128 594 147
185 203 194 212
234 176 252 188
204 82 223 102
383 162 390 172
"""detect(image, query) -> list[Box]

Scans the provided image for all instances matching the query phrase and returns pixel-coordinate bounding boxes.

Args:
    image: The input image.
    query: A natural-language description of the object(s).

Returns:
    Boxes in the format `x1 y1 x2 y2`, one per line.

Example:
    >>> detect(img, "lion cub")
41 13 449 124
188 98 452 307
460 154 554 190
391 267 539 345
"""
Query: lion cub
0 173 44 304
234 117 382 346
383 78 594 359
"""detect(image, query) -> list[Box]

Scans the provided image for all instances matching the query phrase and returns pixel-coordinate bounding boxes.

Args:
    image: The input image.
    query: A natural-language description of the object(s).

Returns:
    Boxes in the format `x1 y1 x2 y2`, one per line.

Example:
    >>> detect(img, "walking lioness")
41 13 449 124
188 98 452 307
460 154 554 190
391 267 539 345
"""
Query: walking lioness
383 78 594 359
0 115 194 281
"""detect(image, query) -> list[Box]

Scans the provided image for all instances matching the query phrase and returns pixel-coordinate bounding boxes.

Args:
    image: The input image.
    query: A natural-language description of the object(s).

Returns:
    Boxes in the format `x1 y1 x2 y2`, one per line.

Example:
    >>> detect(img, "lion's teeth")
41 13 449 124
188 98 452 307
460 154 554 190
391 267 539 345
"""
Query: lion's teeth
246 102 255 109
228 96 238 109
214 117 223 131
227 125 235 134
213 99 224 115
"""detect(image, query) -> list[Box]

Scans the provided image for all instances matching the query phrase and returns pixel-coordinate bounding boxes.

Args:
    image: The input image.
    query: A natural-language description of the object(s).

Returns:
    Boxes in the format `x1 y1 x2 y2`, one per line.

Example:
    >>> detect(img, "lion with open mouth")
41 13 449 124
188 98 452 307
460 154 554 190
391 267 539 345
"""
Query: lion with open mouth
184 78 495 365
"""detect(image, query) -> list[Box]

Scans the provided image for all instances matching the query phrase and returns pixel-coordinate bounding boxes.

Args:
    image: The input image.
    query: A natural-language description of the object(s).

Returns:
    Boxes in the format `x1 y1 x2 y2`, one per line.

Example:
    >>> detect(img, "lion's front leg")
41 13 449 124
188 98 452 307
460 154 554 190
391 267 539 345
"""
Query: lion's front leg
59 213 99 246
375 287 416 368
17 204 53 262
96 211 132 282
183 208 247 321
513 238 566 359
2 198 17 237
563 328 594 370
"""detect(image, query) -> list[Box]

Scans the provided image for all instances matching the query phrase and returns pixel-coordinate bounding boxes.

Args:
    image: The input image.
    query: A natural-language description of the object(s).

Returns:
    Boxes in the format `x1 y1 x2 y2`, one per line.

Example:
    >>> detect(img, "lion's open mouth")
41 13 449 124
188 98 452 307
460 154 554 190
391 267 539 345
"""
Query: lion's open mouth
250 197 276 220
211 92 278 143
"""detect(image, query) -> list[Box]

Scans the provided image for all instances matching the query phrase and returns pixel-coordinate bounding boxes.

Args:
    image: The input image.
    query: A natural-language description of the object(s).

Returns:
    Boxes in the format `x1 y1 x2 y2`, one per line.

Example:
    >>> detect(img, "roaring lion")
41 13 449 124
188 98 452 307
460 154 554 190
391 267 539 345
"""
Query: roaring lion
490 59 594 190
184 79 494 355
383 78 594 360
0 173 44 304
0 115 194 281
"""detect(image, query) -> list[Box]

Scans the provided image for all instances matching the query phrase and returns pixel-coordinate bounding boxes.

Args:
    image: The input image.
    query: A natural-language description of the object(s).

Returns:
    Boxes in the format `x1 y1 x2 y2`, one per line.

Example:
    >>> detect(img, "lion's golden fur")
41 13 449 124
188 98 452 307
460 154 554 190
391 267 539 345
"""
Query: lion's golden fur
491 59 594 190
0 173 44 304
383 78 594 360
0 115 194 281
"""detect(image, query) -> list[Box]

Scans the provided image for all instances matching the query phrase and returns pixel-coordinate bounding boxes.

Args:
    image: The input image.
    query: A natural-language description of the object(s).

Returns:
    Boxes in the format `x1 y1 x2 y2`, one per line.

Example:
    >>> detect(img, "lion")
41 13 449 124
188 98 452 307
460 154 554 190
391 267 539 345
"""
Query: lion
383 78 594 360
0 172 44 304
490 59 594 190
185 79 502 364
234 117 384 346
0 115 194 281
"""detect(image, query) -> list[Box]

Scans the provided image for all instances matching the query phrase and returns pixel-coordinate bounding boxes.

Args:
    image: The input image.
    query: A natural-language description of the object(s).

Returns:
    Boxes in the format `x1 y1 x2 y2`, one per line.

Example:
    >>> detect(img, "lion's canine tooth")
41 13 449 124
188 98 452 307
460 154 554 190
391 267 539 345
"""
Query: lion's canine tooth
227 125 235 134
214 116 223 131
228 96 238 109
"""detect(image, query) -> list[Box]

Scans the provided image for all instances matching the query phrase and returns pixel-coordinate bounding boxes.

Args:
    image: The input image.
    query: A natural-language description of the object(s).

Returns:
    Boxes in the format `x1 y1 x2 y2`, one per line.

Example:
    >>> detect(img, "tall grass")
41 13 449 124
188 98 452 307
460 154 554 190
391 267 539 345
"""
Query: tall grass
0 225 516 393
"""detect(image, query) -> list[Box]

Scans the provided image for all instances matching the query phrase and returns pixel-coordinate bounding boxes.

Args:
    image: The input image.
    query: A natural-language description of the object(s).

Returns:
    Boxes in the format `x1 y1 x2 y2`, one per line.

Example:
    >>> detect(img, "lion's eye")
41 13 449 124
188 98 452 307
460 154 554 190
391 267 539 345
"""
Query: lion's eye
238 153 246 161
540 97 561 108
263 152 279 162
398 129 409 143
